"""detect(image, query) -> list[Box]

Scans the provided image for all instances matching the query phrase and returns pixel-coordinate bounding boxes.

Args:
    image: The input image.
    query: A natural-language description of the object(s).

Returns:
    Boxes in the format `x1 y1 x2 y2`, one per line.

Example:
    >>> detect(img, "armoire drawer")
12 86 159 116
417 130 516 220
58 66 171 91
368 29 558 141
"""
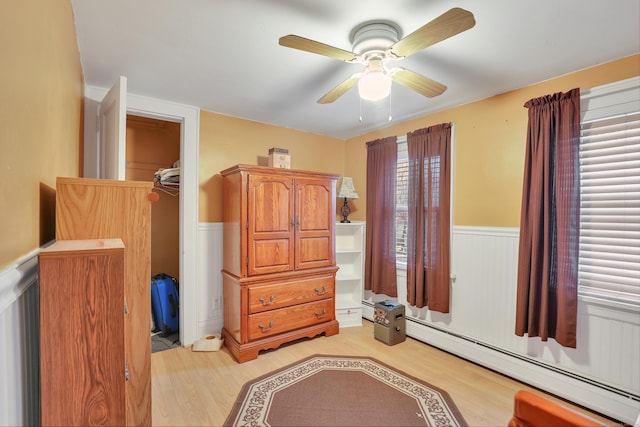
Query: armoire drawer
247 299 334 340
248 275 334 314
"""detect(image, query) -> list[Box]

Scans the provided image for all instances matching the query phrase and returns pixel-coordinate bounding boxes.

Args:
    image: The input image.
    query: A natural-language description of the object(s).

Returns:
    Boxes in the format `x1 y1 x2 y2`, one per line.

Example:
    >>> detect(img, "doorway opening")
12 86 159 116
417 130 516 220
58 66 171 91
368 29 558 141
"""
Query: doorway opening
86 83 199 348
125 115 181 352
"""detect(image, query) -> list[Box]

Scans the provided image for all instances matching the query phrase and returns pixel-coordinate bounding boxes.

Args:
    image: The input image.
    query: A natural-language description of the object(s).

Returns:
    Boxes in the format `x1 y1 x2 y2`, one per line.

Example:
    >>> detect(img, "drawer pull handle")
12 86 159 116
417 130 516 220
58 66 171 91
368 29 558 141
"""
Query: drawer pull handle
258 320 274 333
259 295 275 306
314 285 328 296
314 309 327 319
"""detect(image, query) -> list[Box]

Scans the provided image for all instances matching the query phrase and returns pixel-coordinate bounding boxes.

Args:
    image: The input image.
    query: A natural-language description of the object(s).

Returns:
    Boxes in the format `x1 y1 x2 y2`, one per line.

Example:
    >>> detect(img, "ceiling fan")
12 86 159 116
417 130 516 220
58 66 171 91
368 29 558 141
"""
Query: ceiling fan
279 7 475 104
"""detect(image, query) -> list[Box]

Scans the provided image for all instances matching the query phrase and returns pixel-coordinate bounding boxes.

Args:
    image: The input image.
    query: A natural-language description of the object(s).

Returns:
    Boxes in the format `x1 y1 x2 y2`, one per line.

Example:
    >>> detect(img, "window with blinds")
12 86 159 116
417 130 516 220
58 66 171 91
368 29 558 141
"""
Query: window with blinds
395 136 449 264
396 139 408 262
579 77 640 305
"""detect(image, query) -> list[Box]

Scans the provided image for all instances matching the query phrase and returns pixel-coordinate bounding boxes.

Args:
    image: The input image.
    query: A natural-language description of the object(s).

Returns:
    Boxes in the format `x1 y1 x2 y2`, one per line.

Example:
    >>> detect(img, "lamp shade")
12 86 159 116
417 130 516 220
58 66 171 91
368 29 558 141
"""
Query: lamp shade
357 58 391 102
358 71 391 101
337 177 359 199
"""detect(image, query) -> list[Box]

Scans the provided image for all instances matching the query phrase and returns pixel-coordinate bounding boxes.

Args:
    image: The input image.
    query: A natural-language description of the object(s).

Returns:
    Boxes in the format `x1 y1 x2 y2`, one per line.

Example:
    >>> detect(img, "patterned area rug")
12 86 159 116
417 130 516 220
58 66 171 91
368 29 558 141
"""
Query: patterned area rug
225 355 467 427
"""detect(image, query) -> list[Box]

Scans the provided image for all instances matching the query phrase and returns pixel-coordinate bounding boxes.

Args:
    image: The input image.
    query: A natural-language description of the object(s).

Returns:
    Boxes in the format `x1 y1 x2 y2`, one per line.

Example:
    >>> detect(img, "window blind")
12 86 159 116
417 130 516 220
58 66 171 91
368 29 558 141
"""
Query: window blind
396 139 408 259
579 94 640 304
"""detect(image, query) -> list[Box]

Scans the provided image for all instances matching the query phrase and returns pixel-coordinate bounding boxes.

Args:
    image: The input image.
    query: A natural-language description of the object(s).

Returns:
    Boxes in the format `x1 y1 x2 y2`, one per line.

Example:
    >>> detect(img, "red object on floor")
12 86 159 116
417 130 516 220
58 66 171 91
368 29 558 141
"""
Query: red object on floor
508 390 607 427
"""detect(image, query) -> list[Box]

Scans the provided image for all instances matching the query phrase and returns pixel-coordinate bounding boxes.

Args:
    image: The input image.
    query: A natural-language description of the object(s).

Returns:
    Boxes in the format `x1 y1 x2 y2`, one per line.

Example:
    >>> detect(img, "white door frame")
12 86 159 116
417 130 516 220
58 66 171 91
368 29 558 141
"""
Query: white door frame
98 76 127 180
85 85 200 346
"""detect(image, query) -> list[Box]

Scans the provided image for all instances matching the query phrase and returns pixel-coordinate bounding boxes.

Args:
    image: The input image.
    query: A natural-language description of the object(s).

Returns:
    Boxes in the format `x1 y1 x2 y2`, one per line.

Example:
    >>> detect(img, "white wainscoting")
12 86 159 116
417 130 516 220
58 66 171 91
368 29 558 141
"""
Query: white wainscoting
195 222 224 339
0 249 40 426
7 225 634 424
363 226 640 424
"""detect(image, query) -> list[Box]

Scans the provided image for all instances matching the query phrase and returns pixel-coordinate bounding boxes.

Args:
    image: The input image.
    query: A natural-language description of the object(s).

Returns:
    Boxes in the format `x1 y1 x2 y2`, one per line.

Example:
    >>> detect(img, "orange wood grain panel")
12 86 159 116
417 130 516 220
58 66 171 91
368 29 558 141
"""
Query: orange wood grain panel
222 171 243 277
251 239 292 270
221 320 339 363
247 299 336 341
221 164 339 279
247 174 295 276
39 239 125 426
222 271 242 343
248 275 335 314
295 177 336 269
55 177 153 426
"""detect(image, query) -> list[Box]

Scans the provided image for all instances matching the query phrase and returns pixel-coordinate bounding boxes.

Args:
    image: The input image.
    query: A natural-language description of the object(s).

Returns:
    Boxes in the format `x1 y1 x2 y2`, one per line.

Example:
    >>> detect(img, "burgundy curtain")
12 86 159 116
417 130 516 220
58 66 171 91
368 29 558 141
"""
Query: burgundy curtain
516 88 581 348
365 136 398 297
406 124 452 313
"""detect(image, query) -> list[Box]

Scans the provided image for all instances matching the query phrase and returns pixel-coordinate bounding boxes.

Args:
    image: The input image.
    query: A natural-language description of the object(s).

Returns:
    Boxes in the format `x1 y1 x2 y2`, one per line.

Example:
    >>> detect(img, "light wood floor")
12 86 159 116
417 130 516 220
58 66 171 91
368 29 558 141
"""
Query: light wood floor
151 320 618 426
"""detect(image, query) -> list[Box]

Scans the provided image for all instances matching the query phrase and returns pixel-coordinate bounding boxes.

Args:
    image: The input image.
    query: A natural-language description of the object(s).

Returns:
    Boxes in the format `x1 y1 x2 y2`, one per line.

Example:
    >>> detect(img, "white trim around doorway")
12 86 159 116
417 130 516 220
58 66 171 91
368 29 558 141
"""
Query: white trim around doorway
84 85 200 346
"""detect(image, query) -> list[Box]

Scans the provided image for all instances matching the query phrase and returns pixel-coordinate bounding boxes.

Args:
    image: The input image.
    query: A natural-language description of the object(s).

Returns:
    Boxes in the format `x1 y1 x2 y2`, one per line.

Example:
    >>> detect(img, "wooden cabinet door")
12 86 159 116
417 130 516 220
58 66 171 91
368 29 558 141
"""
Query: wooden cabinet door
39 239 126 427
247 174 295 275
55 177 152 426
295 178 335 270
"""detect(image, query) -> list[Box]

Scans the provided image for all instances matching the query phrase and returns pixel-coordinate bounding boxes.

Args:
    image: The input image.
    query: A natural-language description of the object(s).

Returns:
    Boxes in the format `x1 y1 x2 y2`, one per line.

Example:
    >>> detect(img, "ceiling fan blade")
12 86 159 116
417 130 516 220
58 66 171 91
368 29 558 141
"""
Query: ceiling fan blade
279 35 357 62
390 8 475 58
318 74 361 104
391 68 447 98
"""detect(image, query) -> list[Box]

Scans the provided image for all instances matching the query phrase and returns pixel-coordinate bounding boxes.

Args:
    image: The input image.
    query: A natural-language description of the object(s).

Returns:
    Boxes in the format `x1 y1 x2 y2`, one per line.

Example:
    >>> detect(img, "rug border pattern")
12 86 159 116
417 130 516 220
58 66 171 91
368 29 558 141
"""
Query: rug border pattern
225 354 467 427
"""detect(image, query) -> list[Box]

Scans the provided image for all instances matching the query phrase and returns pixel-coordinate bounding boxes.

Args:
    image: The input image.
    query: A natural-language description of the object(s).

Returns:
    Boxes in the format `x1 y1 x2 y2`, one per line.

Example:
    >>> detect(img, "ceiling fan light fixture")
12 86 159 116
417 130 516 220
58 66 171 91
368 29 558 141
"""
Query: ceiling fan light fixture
280 8 475 104
351 22 400 55
358 71 391 101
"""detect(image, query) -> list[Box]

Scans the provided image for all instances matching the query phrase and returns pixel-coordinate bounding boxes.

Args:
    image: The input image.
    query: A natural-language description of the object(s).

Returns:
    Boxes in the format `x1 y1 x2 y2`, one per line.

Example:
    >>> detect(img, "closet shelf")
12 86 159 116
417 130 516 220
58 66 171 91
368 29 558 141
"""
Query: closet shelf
154 164 180 196
154 180 179 196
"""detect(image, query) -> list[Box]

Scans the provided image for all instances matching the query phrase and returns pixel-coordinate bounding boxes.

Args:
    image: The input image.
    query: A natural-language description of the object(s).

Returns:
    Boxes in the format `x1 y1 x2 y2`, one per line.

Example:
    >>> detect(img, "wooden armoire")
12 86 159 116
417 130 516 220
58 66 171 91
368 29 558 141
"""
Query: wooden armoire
53 177 154 426
220 164 339 362
39 239 126 426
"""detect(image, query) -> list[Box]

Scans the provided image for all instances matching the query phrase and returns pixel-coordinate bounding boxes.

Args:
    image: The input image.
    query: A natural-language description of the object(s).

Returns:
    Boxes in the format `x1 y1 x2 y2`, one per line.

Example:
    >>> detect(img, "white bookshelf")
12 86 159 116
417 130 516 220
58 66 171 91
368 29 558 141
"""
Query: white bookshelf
335 221 365 327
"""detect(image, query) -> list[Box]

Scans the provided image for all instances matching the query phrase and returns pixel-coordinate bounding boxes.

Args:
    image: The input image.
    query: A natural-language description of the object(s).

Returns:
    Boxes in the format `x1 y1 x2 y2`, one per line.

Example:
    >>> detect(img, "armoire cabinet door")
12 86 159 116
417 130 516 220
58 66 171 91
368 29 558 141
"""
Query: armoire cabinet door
247 174 295 275
295 178 335 270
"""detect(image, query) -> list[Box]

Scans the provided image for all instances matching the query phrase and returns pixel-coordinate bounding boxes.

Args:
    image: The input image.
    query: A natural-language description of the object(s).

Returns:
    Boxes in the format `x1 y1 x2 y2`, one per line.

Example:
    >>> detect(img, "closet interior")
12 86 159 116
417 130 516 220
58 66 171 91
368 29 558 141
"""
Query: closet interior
125 114 181 351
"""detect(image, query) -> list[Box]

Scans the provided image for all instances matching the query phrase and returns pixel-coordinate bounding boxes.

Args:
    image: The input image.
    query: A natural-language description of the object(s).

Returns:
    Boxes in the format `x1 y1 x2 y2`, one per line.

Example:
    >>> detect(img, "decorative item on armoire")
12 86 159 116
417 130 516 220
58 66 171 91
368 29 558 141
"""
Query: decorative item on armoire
337 176 359 223
268 147 291 168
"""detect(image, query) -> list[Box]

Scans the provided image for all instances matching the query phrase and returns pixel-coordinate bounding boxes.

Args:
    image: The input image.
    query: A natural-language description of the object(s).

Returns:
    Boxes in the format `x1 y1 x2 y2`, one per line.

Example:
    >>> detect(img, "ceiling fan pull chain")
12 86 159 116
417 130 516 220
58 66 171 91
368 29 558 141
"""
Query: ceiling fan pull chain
359 97 363 122
388 90 393 122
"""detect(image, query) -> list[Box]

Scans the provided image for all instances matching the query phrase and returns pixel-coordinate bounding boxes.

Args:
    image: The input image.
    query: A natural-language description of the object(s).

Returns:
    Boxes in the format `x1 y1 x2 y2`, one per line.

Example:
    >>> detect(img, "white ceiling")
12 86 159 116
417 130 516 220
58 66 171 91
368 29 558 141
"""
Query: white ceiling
70 0 640 140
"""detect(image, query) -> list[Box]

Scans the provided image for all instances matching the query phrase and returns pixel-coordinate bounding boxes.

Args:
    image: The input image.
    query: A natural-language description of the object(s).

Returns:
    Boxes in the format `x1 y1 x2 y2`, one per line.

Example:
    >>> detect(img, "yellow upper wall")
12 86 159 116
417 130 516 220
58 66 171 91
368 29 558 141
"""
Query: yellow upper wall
0 0 83 268
344 54 640 227
198 112 345 222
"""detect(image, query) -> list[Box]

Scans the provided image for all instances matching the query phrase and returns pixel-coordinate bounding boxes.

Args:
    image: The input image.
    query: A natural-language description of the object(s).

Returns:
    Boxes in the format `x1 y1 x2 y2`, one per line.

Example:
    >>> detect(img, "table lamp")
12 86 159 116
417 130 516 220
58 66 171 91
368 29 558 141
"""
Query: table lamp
337 177 359 223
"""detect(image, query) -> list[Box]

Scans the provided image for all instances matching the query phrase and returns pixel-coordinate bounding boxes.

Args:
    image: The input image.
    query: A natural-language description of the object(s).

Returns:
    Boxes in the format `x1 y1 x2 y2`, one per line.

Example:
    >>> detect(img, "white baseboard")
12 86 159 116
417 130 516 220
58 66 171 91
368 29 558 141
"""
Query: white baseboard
363 303 639 424
196 317 224 341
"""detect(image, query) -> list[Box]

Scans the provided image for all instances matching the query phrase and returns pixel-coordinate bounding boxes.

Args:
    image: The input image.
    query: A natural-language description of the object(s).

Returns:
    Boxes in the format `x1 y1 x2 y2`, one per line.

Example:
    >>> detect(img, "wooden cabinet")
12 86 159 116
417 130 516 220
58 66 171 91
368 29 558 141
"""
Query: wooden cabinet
335 222 365 327
39 239 126 427
221 165 339 362
55 177 154 426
